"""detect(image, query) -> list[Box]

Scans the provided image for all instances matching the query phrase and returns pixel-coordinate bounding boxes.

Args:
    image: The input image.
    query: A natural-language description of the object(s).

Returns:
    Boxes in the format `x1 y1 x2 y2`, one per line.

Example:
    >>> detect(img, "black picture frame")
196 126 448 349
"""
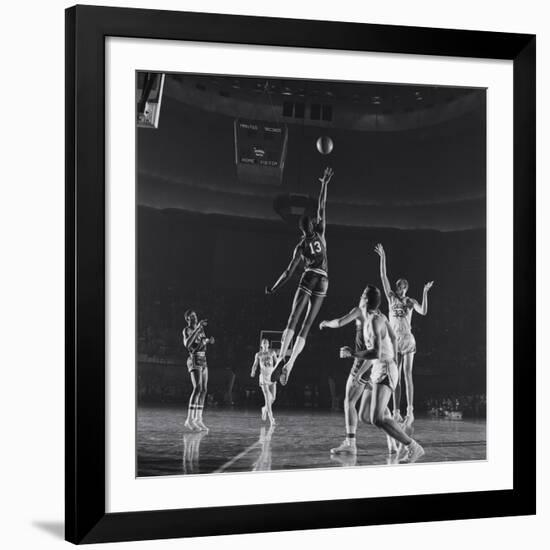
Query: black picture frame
65 4 536 544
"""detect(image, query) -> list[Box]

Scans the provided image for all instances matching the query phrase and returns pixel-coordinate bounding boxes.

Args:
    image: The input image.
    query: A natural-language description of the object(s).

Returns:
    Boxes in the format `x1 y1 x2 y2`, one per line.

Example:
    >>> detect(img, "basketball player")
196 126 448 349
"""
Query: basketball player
250 338 278 425
375 244 434 424
320 287 398 456
266 167 334 385
339 285 425 463
182 310 215 431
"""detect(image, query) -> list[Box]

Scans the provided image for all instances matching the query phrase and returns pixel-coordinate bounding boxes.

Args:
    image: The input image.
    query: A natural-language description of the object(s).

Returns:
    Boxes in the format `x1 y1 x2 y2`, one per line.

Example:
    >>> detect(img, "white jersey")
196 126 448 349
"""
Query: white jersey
257 350 277 385
258 351 276 372
361 309 394 362
388 291 416 336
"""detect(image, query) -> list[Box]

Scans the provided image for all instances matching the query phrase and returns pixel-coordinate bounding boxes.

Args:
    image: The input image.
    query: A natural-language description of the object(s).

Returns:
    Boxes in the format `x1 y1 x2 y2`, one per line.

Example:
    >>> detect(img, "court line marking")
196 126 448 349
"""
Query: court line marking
214 441 262 473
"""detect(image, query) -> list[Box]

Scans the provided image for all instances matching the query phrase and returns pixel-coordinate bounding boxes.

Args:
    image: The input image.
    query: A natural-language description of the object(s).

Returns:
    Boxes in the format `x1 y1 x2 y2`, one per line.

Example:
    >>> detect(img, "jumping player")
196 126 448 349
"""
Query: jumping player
339 285 425 463
250 338 278 425
182 310 215 431
375 244 433 424
320 287 397 456
266 167 334 385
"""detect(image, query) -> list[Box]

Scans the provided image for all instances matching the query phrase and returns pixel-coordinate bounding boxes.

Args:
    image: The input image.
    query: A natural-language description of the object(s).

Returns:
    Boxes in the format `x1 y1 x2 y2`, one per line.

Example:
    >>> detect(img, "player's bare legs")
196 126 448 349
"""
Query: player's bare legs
185 371 202 431
358 388 372 425
358 387 397 453
344 378 362 437
370 383 412 443
370 383 424 463
281 293 325 385
194 369 209 431
402 352 415 424
260 383 276 425
268 383 277 424
276 289 310 366
270 383 277 407
392 354 404 422
277 328 294 364
330 375 364 455
260 384 270 421
271 289 309 382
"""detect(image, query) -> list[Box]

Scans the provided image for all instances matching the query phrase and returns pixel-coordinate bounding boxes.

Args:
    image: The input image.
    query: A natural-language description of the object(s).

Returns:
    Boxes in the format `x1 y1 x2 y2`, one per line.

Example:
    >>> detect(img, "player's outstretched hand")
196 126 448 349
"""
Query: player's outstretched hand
374 243 385 258
424 281 434 291
319 320 328 330
319 166 334 185
208 336 215 345
199 319 208 327
339 346 353 359
265 286 273 295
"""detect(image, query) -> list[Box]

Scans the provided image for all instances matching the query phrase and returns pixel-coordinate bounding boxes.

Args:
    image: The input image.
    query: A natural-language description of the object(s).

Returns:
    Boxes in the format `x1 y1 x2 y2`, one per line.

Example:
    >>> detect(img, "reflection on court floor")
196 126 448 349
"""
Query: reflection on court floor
137 407 486 477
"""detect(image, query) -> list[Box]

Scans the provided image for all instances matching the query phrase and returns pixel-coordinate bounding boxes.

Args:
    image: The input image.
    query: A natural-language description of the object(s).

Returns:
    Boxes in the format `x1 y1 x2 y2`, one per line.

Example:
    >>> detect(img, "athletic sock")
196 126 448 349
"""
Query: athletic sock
186 404 196 422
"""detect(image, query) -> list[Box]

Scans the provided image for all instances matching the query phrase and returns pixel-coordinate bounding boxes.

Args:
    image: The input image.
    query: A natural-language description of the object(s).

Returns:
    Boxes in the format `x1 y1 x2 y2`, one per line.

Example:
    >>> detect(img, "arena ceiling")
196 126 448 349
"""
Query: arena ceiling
137 73 486 231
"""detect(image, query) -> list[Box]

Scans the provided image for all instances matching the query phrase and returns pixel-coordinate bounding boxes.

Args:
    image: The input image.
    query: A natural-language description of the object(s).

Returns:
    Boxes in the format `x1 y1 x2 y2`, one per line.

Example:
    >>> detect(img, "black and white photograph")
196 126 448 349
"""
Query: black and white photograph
136 72 487 477
0 0 542 546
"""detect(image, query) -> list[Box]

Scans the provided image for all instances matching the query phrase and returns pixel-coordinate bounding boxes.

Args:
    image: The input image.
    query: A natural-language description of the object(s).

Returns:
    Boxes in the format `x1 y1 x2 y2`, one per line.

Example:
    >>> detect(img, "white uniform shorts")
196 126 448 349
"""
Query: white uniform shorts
370 359 399 391
396 332 416 355
350 358 373 388
259 369 275 386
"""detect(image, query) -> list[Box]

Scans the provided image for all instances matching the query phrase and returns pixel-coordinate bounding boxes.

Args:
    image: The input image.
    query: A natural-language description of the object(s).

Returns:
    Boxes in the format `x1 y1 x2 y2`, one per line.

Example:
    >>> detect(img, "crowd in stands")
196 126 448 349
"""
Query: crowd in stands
136 207 487 415
424 394 486 418
137 285 486 416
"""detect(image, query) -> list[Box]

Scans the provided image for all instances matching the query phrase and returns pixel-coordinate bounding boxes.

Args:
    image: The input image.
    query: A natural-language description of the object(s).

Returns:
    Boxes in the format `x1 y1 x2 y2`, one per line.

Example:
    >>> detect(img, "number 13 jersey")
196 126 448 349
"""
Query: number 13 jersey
301 231 328 277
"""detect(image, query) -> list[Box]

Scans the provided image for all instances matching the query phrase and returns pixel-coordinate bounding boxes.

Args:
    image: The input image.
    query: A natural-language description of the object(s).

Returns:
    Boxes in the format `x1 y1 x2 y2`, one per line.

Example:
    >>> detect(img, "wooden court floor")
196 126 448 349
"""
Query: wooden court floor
137 406 486 477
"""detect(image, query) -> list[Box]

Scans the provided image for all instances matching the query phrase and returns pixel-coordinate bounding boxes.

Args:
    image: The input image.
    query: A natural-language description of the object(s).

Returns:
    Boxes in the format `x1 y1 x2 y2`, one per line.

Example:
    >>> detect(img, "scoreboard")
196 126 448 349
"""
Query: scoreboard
234 119 288 185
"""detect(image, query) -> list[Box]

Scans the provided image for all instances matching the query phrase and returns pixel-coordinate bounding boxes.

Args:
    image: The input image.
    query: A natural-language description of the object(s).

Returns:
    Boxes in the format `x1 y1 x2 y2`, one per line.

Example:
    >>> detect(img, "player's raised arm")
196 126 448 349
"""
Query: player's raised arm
375 244 392 300
316 167 334 237
319 306 361 330
250 353 259 377
266 243 302 295
413 281 434 315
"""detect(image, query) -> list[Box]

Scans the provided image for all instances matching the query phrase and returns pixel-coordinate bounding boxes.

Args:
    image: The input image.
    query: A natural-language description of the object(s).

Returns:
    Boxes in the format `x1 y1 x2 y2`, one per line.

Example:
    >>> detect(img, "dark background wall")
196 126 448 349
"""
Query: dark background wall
137 207 486 411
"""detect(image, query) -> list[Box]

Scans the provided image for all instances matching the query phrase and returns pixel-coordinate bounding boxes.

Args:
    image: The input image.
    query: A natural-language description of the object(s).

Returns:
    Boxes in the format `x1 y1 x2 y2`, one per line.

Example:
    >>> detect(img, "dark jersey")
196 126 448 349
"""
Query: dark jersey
300 229 328 275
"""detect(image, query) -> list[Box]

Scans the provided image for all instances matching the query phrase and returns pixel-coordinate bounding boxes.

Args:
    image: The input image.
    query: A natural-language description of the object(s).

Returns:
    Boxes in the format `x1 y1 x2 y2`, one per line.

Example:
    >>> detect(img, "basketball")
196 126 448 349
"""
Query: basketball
316 136 334 155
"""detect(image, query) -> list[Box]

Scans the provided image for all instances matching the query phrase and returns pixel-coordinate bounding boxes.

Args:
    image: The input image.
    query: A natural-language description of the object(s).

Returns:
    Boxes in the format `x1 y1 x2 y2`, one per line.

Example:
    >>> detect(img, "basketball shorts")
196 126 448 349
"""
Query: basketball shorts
350 358 373 389
370 359 399 391
299 270 329 298
187 352 207 373
259 369 275 386
396 332 416 355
